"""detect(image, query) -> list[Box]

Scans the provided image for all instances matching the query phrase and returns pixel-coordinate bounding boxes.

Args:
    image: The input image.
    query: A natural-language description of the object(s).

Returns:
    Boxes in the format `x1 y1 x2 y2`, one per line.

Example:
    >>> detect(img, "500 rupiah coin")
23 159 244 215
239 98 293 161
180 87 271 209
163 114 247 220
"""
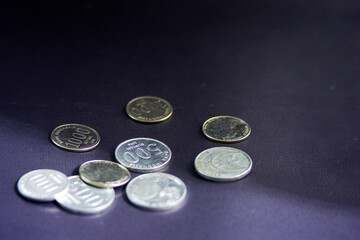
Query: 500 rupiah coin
51 124 100 152
126 96 173 123
202 116 251 142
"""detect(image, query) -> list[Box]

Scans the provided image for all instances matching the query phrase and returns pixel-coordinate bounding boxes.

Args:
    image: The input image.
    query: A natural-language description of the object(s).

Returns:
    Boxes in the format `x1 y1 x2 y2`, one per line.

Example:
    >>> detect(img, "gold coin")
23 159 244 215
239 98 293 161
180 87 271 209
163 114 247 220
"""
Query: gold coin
126 96 173 123
202 116 251 142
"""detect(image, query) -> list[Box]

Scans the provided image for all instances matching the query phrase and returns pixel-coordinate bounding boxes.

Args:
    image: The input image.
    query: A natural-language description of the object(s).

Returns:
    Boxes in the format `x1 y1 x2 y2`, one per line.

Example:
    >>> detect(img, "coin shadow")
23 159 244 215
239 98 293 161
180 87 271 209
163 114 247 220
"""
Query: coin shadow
71 165 80 175
14 182 61 213
53 201 115 218
121 193 187 215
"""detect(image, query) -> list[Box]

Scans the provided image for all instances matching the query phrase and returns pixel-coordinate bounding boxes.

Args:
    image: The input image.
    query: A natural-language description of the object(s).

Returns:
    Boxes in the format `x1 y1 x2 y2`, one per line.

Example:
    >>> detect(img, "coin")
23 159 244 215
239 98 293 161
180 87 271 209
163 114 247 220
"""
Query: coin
202 116 251 142
126 96 173 123
115 138 171 173
56 176 115 214
126 173 187 211
17 169 69 201
51 124 100 152
79 160 131 188
194 147 252 182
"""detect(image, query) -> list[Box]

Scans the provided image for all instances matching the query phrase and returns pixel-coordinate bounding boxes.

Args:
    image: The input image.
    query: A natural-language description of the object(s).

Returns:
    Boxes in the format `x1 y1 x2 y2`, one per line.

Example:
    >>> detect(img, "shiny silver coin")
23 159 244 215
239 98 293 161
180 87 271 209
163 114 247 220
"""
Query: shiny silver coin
202 116 251 142
115 138 171 173
51 124 100 152
126 173 187 211
17 169 69 201
56 176 115 214
194 147 252 182
79 160 131 188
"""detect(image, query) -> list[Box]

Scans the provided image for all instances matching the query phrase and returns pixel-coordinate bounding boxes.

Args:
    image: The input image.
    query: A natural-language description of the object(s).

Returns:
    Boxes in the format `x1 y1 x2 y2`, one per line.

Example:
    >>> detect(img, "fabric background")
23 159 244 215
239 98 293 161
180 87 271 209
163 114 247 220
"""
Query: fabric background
0 1 359 239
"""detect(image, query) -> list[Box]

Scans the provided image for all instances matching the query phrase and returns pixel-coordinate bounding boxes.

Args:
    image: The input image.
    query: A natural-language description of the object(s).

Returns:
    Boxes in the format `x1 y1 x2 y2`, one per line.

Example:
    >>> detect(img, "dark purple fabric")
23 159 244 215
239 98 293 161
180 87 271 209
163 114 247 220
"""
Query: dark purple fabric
1 1 359 239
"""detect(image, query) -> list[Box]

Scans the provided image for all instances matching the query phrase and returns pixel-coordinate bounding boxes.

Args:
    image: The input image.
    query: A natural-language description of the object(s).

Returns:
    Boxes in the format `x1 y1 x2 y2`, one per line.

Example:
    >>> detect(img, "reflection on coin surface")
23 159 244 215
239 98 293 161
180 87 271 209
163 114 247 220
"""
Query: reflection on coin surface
51 124 100 152
126 96 173 123
115 138 171 173
194 147 252 182
79 160 131 188
17 169 69 201
56 176 115 214
126 173 187 211
202 116 251 142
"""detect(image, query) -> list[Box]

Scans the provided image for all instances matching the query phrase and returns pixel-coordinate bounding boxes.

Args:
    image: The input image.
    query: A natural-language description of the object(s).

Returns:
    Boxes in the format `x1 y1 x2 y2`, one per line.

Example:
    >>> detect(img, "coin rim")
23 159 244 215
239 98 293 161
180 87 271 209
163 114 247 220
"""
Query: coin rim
79 160 131 188
55 175 115 214
17 169 69 201
194 147 253 182
202 116 251 142
125 173 187 211
115 137 172 173
50 123 101 152
126 96 173 123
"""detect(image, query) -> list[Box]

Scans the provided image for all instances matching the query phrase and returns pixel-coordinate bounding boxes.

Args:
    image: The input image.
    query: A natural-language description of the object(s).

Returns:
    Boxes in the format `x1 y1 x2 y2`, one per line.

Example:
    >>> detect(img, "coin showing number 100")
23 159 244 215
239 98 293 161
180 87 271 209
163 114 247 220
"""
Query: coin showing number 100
51 124 100 152
115 138 172 172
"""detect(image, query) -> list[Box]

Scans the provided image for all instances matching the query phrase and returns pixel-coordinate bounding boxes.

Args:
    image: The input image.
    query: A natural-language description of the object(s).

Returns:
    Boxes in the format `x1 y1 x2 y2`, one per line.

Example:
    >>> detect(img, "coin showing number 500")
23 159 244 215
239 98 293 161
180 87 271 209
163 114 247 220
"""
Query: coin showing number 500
115 138 172 172
51 124 100 152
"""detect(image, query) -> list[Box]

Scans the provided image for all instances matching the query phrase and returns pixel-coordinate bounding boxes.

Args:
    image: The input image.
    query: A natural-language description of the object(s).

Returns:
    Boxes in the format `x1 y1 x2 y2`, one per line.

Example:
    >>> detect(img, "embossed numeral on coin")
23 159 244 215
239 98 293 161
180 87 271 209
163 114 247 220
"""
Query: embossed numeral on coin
124 144 163 162
147 143 163 155
65 128 91 149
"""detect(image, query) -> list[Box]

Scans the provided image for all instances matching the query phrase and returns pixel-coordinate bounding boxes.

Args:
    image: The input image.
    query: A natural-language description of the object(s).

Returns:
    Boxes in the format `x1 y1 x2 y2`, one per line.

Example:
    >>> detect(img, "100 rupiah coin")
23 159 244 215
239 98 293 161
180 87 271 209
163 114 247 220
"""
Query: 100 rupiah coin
202 116 251 142
126 96 173 123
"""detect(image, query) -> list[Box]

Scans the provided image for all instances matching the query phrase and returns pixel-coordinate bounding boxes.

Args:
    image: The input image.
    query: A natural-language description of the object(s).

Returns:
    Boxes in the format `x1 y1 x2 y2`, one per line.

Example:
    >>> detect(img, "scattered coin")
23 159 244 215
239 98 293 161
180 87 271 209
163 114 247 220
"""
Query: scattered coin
126 173 187 211
79 160 131 188
50 123 100 152
115 138 171 173
126 96 173 123
56 176 115 214
194 147 252 182
202 116 251 142
17 169 69 201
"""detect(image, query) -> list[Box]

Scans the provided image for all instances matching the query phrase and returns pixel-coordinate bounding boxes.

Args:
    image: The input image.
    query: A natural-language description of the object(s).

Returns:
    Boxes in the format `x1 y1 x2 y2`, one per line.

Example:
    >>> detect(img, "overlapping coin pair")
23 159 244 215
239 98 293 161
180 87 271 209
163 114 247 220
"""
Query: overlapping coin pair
195 115 253 182
17 169 115 214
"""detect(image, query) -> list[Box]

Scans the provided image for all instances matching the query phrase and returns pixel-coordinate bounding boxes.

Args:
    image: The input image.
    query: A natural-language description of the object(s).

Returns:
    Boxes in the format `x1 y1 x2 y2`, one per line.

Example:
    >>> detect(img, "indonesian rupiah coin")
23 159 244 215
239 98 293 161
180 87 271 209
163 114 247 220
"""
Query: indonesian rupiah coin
51 123 100 152
115 138 172 173
202 116 251 142
17 169 69 201
126 96 173 123
55 176 115 214
194 147 252 182
126 173 187 211
79 160 131 188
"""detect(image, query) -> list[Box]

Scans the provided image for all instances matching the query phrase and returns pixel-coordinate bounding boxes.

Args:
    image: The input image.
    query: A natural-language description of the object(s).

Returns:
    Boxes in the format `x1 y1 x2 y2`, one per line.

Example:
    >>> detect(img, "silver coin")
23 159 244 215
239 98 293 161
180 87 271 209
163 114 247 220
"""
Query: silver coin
202 116 251 142
194 147 252 182
17 169 69 201
79 160 131 188
126 173 187 211
56 176 115 214
115 138 171 173
51 124 100 152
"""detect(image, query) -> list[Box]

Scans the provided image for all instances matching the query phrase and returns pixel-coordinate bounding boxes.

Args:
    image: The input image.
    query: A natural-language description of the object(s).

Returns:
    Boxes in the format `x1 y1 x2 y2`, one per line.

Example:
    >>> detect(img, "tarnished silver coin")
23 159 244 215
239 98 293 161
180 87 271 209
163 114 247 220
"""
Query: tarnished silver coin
194 147 252 182
202 116 251 142
115 138 171 173
126 173 187 211
126 96 173 123
56 176 115 214
17 169 69 201
51 124 100 152
79 160 131 188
